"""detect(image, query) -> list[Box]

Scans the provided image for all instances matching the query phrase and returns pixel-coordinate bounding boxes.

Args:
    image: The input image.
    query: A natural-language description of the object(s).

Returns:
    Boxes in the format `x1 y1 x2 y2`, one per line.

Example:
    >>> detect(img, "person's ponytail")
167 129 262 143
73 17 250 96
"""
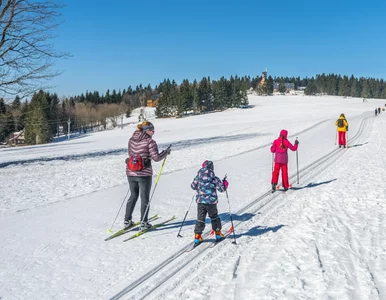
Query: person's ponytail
280 135 286 150
137 121 154 132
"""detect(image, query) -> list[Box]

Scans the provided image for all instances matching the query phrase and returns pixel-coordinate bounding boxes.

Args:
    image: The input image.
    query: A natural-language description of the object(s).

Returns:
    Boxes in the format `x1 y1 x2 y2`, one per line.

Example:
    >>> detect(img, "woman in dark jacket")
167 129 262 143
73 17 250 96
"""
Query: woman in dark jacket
125 121 170 229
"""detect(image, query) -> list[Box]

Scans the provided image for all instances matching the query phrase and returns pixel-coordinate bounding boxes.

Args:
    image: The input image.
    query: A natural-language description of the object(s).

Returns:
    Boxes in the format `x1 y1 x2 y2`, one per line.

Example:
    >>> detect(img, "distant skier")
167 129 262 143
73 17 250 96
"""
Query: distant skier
190 160 228 245
375 109 378 116
378 107 381 114
124 121 171 229
270 130 299 192
335 113 349 148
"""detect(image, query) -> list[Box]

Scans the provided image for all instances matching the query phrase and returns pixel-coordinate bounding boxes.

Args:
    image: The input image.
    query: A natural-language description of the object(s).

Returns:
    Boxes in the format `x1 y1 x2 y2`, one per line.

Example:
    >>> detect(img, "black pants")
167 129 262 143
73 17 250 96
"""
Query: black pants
194 203 222 234
125 176 152 222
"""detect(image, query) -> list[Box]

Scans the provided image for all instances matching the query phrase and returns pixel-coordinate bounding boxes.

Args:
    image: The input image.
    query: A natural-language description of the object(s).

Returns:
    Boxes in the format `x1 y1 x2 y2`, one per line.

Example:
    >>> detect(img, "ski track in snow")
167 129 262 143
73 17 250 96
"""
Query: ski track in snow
1 96 386 300
141 116 386 300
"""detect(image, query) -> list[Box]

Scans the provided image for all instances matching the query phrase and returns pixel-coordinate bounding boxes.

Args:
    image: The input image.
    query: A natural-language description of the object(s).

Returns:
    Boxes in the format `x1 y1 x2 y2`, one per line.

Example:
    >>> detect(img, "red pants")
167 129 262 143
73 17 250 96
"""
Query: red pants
271 163 289 188
338 131 346 146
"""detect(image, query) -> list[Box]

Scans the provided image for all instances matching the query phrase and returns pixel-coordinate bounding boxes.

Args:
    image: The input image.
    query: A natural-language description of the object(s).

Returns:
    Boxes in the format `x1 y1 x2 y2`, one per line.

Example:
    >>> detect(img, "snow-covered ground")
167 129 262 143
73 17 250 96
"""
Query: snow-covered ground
0 95 385 300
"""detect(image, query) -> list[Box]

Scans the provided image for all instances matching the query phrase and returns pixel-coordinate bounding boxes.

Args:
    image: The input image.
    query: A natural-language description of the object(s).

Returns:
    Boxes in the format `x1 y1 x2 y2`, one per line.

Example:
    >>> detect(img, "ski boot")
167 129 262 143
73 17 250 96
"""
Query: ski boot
124 220 134 229
194 233 204 245
271 183 277 192
215 230 225 241
140 221 152 230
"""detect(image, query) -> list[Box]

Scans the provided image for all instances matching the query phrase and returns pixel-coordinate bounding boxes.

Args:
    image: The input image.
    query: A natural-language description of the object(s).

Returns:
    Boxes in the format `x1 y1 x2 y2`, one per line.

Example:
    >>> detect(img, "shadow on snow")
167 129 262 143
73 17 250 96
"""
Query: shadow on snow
0 132 267 168
234 224 285 238
347 141 368 148
291 178 337 190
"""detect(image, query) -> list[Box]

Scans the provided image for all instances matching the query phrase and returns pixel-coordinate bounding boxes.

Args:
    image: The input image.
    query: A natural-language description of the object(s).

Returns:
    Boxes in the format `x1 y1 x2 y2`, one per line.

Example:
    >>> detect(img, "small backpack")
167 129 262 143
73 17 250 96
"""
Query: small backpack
127 155 144 171
337 119 344 128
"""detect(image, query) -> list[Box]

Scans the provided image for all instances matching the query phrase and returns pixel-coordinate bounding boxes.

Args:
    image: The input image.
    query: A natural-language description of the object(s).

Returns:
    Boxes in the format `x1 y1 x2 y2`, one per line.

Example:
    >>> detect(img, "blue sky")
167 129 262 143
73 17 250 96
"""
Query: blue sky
51 0 386 97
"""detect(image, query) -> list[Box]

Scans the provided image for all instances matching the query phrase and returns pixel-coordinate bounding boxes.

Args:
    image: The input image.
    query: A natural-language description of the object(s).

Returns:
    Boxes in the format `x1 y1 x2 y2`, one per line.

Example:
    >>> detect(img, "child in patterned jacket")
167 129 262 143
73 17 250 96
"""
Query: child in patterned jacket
190 160 229 244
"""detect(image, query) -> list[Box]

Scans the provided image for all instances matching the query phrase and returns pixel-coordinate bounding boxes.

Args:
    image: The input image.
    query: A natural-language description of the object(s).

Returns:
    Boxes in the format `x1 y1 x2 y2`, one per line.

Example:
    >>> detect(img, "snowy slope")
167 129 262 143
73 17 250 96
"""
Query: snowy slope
0 95 385 300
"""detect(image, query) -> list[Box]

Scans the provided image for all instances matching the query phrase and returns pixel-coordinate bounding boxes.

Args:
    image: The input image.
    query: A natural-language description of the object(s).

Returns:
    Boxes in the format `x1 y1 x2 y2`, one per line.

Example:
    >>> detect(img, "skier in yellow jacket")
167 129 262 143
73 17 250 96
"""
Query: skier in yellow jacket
335 113 349 148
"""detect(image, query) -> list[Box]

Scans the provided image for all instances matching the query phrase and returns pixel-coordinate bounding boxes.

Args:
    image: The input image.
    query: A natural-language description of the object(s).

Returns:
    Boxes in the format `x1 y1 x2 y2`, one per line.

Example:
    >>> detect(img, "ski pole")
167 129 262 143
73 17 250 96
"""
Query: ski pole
346 131 349 148
223 175 237 245
272 153 274 173
140 145 171 225
177 194 195 237
107 187 130 233
296 137 299 184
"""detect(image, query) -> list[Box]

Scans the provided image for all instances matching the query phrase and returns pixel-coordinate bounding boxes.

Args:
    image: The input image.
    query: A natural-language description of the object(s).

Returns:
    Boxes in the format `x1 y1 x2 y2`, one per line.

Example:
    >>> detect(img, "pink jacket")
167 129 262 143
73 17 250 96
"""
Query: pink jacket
126 130 167 177
270 129 298 164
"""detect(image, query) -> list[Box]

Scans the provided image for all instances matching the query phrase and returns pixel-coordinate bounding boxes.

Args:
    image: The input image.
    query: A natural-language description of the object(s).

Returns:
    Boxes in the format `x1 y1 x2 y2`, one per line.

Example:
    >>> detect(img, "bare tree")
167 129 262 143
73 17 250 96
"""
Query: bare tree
0 0 68 98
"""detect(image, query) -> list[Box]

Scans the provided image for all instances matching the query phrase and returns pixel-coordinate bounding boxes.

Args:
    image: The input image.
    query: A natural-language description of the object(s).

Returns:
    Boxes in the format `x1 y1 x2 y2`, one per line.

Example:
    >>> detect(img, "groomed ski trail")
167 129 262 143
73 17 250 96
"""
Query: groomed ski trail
105 116 373 300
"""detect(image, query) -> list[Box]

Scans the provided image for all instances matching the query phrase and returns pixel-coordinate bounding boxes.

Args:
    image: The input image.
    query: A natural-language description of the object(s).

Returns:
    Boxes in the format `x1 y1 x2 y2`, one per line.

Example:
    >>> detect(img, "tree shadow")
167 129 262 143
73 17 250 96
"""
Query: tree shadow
51 133 90 143
234 224 285 238
0 132 268 168
159 132 269 151
0 146 124 168
291 178 337 190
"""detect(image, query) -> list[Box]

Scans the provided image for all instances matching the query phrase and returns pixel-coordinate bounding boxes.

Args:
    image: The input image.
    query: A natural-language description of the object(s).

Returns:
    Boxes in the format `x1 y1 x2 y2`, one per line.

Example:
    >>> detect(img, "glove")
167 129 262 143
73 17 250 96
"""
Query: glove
346 127 349 131
222 179 229 189
295 140 299 145
166 147 171 155
125 158 129 164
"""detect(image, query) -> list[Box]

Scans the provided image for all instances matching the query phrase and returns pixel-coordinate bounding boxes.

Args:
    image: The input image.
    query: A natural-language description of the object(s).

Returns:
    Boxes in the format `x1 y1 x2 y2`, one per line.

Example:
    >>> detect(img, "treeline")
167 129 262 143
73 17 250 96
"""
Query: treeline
1 73 386 145
304 74 386 98
156 76 250 117
0 91 129 144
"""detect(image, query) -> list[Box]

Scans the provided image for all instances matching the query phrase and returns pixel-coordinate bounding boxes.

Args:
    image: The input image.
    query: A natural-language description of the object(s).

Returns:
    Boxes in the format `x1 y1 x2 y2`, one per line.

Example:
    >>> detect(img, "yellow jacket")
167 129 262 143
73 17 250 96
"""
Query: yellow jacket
335 116 348 132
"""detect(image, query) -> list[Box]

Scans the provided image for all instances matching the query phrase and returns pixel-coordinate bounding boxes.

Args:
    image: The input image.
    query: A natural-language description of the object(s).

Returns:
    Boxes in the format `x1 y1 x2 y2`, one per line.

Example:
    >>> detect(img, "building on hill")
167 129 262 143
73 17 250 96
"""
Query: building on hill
147 94 160 107
273 82 295 93
257 69 268 95
258 69 267 87
9 130 25 146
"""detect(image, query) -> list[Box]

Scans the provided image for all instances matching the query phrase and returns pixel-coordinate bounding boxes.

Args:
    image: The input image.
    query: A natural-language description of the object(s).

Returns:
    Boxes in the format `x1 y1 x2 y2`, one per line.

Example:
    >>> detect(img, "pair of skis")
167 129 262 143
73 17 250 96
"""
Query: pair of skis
105 215 175 241
185 226 234 252
123 216 176 242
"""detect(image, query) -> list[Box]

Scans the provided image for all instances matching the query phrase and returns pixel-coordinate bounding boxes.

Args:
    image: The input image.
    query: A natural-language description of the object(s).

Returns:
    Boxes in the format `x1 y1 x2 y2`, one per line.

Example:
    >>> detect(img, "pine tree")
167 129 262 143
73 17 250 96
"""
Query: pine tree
361 81 372 99
24 90 51 144
240 79 249 106
0 98 14 142
305 79 317 95
46 93 60 136
278 82 286 94
197 77 212 112
350 76 360 97
212 77 227 110
10 96 23 131
338 75 350 96
381 83 386 99
0 98 5 114
266 76 274 95
179 79 193 114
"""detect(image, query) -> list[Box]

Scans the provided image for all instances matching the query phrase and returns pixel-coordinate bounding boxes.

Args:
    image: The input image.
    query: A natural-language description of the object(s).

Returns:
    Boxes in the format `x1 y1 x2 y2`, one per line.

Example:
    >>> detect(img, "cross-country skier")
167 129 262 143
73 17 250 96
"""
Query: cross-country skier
124 121 171 229
270 129 299 192
190 160 228 245
335 113 349 148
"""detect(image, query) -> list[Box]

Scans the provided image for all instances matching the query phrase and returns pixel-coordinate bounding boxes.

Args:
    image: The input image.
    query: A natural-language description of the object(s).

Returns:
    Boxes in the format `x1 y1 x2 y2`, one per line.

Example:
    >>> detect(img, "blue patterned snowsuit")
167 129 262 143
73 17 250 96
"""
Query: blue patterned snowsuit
191 161 226 234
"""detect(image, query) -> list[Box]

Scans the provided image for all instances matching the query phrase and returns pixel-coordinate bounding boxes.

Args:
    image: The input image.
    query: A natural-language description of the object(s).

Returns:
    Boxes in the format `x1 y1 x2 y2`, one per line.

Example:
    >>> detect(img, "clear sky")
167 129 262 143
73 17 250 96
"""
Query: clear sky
51 0 386 97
